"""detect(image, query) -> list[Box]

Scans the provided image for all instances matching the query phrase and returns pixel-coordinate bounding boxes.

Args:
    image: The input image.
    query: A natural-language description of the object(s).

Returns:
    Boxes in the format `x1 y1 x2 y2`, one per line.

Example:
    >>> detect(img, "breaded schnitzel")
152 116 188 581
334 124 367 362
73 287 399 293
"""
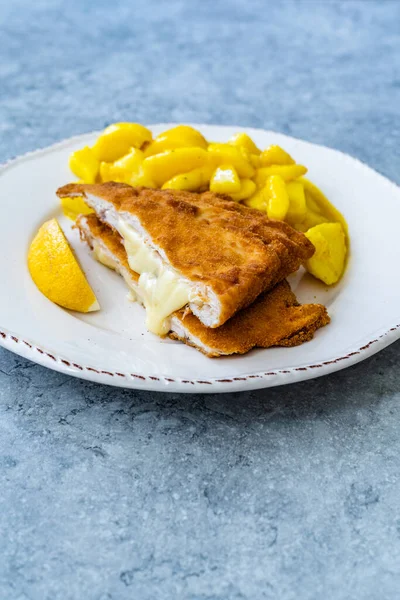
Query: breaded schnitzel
57 183 315 334
77 214 329 357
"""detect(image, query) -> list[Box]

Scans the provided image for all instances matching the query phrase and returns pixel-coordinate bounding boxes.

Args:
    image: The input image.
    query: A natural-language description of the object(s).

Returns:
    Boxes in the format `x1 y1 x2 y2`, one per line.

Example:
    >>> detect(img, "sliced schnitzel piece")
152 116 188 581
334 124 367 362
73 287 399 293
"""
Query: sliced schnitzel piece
58 183 314 334
77 214 330 357
171 285 330 356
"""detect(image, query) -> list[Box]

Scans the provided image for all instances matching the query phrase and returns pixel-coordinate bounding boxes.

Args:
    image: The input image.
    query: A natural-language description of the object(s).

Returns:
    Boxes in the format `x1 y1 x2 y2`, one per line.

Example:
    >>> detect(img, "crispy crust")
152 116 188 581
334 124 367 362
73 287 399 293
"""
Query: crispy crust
171 284 330 356
77 213 139 280
58 183 315 327
77 214 330 357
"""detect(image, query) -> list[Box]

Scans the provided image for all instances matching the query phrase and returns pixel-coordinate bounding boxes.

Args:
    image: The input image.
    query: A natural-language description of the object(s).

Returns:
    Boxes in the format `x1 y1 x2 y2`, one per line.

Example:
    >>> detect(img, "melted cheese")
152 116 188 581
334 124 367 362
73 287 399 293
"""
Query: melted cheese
92 241 137 302
118 219 190 335
92 243 118 271
118 219 159 274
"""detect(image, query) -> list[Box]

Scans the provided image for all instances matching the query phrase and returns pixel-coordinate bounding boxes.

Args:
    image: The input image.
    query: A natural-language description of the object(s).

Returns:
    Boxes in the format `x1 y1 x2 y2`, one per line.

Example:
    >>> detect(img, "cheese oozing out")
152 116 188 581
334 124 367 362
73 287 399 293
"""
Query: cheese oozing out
92 241 137 302
92 243 118 271
118 219 191 335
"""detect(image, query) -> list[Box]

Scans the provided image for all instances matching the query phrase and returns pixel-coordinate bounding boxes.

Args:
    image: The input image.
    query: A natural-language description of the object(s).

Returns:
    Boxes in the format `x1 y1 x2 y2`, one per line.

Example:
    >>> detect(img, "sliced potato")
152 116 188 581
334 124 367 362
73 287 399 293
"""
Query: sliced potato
305 222 347 285
255 164 307 187
243 186 269 213
259 145 295 166
286 181 307 225
228 133 261 155
99 161 118 182
129 167 157 188
301 209 329 230
300 177 348 236
162 165 213 191
207 143 255 178
230 179 256 201
265 175 289 221
114 147 144 172
143 147 209 186
69 146 99 183
144 125 207 157
92 123 152 162
210 165 241 194
249 154 261 168
60 196 94 221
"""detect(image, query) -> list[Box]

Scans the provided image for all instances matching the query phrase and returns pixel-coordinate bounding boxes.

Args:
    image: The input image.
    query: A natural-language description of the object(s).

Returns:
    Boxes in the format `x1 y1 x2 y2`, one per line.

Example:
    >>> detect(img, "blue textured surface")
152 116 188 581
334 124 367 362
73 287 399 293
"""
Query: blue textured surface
1 1 400 598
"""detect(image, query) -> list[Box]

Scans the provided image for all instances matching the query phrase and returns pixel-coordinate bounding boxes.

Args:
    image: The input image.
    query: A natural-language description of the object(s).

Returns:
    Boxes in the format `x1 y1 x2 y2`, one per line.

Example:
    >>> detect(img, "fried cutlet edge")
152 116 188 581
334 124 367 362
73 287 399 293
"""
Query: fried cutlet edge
77 213 330 358
58 182 315 328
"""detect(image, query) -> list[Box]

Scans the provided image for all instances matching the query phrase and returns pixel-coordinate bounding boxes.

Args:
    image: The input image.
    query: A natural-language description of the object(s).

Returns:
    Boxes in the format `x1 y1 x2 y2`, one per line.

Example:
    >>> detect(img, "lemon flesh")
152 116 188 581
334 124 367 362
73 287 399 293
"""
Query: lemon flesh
28 218 99 312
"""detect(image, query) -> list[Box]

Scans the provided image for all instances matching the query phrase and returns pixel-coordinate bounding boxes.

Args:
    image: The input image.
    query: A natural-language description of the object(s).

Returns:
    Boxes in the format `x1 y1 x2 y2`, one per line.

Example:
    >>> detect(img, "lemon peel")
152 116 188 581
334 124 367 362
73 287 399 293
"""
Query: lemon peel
28 219 99 312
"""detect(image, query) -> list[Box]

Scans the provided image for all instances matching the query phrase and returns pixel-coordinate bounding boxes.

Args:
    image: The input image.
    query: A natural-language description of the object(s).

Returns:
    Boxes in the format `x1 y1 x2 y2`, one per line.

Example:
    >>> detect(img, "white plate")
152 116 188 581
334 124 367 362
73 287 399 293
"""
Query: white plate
0 124 399 393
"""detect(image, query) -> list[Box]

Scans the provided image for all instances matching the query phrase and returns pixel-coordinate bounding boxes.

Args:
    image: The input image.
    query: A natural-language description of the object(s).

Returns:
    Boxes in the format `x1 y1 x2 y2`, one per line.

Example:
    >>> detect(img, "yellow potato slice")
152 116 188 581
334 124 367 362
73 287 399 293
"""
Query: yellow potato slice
228 133 261 155
92 123 152 162
255 164 307 186
244 176 289 220
69 146 99 183
265 175 289 221
143 147 209 186
301 209 329 230
305 222 347 285
243 186 269 213
60 196 94 221
207 143 255 178
100 154 156 187
230 179 256 201
259 145 295 166
129 168 157 188
99 148 144 184
286 181 307 225
99 161 118 182
162 165 213 191
210 165 241 194
114 147 144 172
144 125 207 157
249 154 261 168
300 177 348 236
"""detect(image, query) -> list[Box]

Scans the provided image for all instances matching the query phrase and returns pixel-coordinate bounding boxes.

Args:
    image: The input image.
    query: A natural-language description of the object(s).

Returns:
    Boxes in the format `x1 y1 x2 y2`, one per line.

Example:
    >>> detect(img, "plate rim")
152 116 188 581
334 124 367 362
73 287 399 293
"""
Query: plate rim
1 124 399 393
1 322 399 392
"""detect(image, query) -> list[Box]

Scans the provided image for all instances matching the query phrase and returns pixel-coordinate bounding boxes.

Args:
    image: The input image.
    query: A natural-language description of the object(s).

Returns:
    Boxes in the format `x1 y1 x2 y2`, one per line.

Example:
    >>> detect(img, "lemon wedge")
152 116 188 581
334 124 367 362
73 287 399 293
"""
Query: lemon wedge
28 218 100 312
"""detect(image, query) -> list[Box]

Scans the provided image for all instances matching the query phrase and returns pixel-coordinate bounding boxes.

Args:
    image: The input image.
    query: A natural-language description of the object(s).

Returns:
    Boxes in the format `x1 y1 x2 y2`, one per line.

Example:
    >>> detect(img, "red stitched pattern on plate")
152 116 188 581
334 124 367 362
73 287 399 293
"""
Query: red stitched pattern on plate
0 324 399 387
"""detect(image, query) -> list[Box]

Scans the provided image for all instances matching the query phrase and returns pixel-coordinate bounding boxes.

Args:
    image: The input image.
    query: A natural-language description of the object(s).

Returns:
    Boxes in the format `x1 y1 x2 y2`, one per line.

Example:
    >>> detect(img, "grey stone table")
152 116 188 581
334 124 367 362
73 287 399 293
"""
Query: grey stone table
1 1 399 598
